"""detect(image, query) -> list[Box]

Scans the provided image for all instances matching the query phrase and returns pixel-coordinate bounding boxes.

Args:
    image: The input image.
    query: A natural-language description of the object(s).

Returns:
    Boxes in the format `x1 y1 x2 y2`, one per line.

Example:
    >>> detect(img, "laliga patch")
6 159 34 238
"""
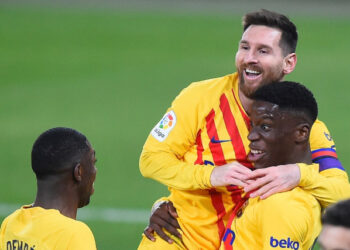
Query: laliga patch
151 110 177 142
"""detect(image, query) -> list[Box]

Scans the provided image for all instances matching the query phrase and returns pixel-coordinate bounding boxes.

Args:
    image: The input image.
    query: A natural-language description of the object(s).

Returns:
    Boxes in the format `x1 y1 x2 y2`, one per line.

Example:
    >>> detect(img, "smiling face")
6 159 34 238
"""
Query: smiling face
78 142 97 208
235 25 293 97
247 100 298 168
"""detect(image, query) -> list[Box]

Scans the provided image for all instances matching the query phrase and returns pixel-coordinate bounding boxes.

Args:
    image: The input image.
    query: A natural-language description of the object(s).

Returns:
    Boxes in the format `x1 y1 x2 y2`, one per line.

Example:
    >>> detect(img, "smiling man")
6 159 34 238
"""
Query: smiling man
221 81 321 250
139 9 349 249
0 127 97 250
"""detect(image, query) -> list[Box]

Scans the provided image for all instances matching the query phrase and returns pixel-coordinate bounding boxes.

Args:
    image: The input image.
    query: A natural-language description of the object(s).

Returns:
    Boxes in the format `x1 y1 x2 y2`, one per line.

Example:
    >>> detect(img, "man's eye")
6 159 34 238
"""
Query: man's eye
240 45 249 50
259 49 268 54
261 124 270 131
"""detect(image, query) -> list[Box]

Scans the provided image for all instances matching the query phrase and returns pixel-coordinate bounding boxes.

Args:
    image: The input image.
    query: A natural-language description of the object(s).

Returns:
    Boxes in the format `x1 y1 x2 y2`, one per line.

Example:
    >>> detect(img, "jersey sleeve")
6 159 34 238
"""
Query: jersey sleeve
259 193 317 250
68 223 96 250
139 82 214 190
299 120 350 208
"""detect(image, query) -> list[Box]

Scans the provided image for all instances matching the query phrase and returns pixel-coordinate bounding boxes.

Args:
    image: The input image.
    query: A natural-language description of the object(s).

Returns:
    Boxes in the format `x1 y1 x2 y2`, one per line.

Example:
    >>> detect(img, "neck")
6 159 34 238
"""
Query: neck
33 176 78 219
238 87 254 114
285 144 313 166
238 77 287 114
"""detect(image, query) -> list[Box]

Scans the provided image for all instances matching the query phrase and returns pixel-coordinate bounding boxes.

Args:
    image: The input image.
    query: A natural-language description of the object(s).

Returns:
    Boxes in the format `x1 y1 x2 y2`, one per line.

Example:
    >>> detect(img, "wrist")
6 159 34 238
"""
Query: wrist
151 200 168 214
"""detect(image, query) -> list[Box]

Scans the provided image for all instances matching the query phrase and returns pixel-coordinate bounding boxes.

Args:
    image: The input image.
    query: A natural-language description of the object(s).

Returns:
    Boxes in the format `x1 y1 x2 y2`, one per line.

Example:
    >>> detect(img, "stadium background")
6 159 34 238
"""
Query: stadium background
1 0 349 249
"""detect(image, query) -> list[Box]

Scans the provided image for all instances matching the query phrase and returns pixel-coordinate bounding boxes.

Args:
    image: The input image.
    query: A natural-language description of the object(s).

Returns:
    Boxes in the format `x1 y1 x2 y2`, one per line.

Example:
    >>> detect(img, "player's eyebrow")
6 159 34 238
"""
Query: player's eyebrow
262 114 274 119
240 39 273 50
239 40 249 44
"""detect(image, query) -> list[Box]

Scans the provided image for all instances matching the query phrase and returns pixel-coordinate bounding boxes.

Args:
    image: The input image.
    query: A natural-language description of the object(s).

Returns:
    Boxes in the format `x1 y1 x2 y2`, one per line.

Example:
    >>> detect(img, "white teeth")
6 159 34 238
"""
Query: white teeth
251 149 263 154
245 69 260 75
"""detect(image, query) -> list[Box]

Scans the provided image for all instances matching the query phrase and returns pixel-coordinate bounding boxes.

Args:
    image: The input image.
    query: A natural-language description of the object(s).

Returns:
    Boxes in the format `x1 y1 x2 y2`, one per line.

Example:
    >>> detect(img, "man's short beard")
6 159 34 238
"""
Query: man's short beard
239 72 256 98
239 71 284 98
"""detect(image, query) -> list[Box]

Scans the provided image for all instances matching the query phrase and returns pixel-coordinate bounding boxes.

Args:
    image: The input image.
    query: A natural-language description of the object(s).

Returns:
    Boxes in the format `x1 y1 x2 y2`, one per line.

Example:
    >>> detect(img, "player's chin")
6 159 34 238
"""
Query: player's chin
78 196 91 208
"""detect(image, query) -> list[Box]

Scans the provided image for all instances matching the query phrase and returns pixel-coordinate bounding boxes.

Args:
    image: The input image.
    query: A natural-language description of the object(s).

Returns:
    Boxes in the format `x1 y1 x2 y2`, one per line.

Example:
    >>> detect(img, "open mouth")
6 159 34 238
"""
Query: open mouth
247 148 265 163
244 69 262 80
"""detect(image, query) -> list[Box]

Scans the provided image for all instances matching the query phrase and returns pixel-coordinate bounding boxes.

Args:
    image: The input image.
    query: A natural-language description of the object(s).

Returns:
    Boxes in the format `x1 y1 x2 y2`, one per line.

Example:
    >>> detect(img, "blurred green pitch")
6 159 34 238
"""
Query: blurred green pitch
0 5 349 249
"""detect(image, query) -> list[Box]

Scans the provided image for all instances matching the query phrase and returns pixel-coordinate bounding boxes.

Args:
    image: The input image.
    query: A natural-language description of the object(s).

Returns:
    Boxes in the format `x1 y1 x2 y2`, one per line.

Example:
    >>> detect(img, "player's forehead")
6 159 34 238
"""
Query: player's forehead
240 25 282 47
251 101 280 119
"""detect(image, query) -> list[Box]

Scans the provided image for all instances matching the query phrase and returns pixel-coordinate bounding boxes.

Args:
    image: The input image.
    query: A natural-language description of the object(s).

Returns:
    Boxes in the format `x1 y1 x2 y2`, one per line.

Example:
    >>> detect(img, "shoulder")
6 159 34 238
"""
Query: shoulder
310 119 332 141
262 187 316 204
253 189 321 249
310 119 335 146
258 188 320 219
74 220 94 234
60 216 94 235
0 208 23 228
175 73 238 102
311 119 331 137
66 220 96 249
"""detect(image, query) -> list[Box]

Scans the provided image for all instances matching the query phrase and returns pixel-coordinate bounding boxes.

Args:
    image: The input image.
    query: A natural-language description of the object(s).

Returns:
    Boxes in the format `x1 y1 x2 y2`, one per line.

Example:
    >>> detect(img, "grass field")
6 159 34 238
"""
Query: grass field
0 4 350 249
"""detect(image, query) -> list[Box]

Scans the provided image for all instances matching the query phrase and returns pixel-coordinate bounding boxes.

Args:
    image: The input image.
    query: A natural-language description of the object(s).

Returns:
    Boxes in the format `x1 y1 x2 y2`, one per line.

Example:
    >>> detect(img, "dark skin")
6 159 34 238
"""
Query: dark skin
33 145 97 219
144 100 313 243
144 201 181 243
247 101 312 168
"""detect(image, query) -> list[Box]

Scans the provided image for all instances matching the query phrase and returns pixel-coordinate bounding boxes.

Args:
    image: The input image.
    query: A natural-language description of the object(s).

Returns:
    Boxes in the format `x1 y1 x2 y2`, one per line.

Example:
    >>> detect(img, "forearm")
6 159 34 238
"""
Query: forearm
140 149 214 190
299 163 350 208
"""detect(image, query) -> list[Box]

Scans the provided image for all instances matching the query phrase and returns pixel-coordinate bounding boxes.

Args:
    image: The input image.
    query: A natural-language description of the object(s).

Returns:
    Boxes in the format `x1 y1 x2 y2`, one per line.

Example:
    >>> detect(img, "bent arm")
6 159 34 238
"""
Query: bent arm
139 81 216 190
299 163 350 208
300 120 350 208
140 148 213 190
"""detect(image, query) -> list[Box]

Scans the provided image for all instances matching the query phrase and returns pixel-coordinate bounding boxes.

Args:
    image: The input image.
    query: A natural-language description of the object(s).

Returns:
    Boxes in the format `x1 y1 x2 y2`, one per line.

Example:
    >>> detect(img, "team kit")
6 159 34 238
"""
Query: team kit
1 9 350 250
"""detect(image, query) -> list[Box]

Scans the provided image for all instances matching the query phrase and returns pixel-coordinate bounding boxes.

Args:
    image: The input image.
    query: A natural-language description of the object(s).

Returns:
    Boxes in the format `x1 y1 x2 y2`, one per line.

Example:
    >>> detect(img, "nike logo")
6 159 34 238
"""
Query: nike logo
211 136 231 144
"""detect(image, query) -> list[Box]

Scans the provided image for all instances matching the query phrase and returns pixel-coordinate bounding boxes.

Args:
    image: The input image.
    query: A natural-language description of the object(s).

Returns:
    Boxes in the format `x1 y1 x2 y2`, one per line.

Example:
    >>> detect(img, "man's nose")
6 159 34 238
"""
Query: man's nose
244 51 258 64
248 128 259 141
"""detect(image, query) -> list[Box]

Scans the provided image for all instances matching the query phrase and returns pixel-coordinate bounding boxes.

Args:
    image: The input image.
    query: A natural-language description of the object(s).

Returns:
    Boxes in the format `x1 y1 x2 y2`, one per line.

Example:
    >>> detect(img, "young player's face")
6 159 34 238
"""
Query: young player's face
235 25 287 97
247 100 296 169
78 143 97 208
318 225 350 250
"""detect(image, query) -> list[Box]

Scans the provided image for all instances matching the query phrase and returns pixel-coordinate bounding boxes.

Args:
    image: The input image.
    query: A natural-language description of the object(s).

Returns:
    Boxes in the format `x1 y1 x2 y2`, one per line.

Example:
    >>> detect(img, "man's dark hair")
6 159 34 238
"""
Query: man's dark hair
32 127 90 179
243 9 298 55
251 81 318 124
322 199 350 228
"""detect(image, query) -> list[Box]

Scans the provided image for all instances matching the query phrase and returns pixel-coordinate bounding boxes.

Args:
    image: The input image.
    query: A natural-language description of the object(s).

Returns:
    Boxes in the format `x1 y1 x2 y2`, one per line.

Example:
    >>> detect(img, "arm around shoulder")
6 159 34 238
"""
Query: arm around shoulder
299 120 350 208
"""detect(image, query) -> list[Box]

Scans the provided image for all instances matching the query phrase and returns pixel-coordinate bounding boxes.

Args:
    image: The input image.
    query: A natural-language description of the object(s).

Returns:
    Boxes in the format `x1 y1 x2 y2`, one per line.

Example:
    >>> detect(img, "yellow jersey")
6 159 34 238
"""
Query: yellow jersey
221 185 321 250
139 73 349 249
0 205 96 250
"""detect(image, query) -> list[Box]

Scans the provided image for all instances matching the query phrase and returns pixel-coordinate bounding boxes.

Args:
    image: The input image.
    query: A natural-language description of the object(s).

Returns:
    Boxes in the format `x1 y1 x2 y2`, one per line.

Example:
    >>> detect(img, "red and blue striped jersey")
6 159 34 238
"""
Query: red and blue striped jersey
140 73 349 249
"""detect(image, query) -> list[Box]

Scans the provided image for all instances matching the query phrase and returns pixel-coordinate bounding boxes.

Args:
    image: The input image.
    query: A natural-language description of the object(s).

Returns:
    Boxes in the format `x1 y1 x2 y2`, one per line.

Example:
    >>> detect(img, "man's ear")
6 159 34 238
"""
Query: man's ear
283 53 297 75
73 163 82 182
294 123 310 143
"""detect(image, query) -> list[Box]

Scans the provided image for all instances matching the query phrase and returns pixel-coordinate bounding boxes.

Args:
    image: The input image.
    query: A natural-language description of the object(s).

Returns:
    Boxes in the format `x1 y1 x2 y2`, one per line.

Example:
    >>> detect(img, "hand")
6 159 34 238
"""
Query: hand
210 162 254 187
144 201 182 244
244 164 301 199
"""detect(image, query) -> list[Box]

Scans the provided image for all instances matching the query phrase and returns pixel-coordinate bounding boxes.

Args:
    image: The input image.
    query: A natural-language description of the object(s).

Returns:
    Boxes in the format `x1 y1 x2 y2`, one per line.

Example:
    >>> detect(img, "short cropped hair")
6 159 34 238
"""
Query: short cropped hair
32 127 90 179
322 199 350 228
243 9 298 55
251 81 318 124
